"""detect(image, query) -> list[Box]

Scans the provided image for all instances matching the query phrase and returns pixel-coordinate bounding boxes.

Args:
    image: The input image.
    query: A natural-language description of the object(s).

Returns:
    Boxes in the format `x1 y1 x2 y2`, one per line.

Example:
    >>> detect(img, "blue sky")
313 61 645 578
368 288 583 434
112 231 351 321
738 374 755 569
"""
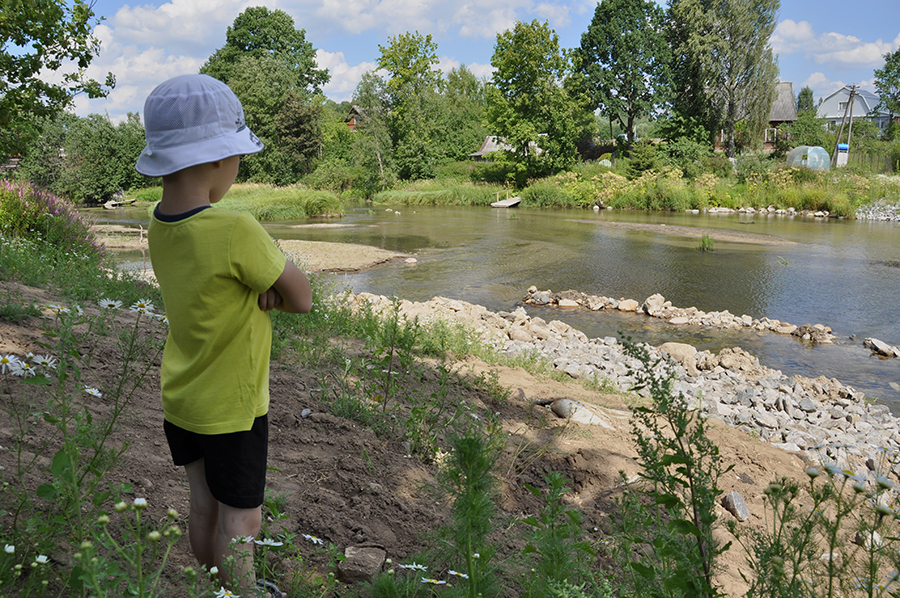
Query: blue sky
68 0 900 122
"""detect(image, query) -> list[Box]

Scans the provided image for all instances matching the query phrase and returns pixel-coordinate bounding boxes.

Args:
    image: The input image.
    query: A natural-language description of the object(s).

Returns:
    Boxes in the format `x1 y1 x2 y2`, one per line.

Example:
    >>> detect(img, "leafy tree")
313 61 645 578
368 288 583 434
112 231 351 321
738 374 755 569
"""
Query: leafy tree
350 73 395 190
777 110 833 150
707 0 780 158
377 31 441 107
201 6 328 93
201 9 330 185
0 0 114 156
431 66 489 163
874 49 900 139
797 85 816 113
486 20 587 182
576 0 670 146
665 0 718 144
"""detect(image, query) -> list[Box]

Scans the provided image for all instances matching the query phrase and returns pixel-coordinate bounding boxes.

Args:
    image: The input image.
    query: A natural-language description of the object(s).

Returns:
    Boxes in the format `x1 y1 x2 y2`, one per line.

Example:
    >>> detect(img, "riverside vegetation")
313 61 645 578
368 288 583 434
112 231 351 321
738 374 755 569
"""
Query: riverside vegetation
3 180 900 597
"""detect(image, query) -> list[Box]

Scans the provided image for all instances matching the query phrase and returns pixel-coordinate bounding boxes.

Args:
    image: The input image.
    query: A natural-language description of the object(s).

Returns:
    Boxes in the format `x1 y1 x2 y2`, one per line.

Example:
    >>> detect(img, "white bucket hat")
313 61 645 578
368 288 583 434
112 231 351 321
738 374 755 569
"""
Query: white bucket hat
135 74 264 177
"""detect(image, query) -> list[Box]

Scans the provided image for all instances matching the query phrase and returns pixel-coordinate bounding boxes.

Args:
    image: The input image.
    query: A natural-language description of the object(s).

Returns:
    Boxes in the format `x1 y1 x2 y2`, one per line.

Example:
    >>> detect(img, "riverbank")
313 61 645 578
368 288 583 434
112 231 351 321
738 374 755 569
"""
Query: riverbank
347 291 900 492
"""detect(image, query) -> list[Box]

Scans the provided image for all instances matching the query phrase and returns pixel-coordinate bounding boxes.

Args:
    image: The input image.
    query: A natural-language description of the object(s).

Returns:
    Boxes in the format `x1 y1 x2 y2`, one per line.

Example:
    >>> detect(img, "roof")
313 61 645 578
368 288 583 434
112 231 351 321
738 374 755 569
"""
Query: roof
469 136 511 158
769 82 797 123
817 87 887 119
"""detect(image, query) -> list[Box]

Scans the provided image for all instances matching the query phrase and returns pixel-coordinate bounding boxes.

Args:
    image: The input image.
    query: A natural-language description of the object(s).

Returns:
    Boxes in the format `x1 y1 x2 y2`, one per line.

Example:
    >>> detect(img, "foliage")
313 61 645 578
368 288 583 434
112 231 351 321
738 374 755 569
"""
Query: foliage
874 48 900 134
486 20 587 182
351 72 396 192
275 92 324 175
660 137 712 179
797 86 816 114
215 184 343 219
626 140 659 179
17 112 147 204
575 0 670 146
707 0 780 158
777 111 835 152
608 340 729 598
0 0 114 156
0 180 100 255
200 6 328 93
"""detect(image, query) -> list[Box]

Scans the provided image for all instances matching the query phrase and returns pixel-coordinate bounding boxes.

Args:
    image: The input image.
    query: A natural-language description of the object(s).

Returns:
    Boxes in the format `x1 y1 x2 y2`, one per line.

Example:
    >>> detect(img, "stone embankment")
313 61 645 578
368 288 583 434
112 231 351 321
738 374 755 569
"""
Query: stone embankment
856 199 900 222
346 291 900 489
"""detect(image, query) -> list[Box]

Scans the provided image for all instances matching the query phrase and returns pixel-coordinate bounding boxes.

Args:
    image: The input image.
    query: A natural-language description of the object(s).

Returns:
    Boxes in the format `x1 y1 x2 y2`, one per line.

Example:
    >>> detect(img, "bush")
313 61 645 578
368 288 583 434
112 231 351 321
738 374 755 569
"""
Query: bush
0 180 101 255
660 137 711 179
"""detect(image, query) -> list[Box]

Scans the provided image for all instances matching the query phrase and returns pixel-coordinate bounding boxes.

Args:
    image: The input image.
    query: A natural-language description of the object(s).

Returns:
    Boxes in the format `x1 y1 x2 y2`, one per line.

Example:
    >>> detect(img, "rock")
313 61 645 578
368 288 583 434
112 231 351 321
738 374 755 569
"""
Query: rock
669 316 690 325
558 298 580 308
722 491 750 521
642 294 666 316
658 342 697 364
617 299 639 312
337 545 387 583
551 399 579 418
854 530 884 550
404 257 418 264
508 327 533 342
798 398 818 413
865 338 898 358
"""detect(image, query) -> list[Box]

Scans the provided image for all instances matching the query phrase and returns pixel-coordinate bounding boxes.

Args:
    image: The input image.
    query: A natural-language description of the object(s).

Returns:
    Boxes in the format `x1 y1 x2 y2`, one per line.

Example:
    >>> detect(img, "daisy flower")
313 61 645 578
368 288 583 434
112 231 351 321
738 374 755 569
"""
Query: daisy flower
231 535 254 545
34 555 49 564
421 578 446 585
214 587 239 597
130 299 154 313
4 544 13 554
448 570 469 579
0 355 21 374
98 299 122 310
133 498 148 509
302 534 324 546
15 362 36 377
33 355 57 370
83 387 103 398
255 538 283 547
399 562 427 571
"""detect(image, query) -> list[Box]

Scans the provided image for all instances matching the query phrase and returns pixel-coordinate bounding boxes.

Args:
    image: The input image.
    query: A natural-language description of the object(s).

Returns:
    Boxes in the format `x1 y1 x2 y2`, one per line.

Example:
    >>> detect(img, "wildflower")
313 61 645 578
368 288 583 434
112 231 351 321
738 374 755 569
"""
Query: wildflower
255 538 283 547
130 299 154 313
302 533 324 545
167 508 179 519
448 570 469 579
15 363 36 378
97 515 110 524
34 555 48 564
114 501 128 512
33 355 57 370
98 299 122 310
148 531 162 542
209 566 219 575
83 386 103 398
805 468 821 479
214 587 239 597
399 562 427 571
58 306 71 314
874 503 894 517
4 544 14 554
876 475 894 490
421 578 446 585
155 314 169 324
133 498 148 509
231 535 254 544
0 355 20 374
473 553 480 559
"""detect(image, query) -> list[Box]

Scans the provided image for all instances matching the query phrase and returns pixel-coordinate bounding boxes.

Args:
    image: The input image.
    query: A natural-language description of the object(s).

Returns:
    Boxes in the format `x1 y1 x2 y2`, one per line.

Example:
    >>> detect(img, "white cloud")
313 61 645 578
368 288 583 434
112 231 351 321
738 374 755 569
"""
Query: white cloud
318 50 378 100
773 19 896 68
801 72 845 102
110 0 245 51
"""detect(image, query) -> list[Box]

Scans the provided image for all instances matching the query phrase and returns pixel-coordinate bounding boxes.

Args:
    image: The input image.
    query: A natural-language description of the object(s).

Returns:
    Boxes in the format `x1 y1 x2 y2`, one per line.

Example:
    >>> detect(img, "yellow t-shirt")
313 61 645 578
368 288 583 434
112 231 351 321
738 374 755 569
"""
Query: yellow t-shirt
149 207 286 434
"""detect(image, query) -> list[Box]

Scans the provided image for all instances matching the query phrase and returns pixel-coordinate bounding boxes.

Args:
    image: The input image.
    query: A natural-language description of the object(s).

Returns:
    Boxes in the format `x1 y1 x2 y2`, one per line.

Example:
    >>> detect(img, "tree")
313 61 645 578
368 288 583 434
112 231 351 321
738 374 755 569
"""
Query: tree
576 0 670 146
0 0 114 156
874 49 900 139
377 31 441 107
350 72 394 190
706 0 780 157
201 6 329 93
275 92 323 174
486 20 587 180
797 85 816 113
431 66 489 162
201 8 330 185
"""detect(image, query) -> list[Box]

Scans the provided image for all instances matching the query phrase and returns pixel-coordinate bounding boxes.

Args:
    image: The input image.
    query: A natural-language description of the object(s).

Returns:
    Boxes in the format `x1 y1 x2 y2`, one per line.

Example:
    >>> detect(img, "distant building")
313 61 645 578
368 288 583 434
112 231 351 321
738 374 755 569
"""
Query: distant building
816 87 891 132
345 106 363 131
469 135 543 161
764 82 798 148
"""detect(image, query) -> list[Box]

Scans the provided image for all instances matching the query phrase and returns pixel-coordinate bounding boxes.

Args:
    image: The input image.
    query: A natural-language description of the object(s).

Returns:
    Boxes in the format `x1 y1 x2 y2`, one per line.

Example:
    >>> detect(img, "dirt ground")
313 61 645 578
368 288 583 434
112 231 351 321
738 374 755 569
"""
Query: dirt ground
0 234 819 596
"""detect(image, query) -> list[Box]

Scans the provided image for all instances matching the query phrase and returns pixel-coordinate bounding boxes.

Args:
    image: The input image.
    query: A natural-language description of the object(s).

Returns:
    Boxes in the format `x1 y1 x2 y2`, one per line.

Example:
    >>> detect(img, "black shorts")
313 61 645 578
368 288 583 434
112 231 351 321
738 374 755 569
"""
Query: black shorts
164 414 268 509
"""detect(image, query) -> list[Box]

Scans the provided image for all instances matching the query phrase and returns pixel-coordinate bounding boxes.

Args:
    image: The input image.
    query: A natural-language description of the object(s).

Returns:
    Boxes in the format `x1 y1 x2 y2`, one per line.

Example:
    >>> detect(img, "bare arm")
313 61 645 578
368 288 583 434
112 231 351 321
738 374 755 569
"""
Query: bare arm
262 260 312 314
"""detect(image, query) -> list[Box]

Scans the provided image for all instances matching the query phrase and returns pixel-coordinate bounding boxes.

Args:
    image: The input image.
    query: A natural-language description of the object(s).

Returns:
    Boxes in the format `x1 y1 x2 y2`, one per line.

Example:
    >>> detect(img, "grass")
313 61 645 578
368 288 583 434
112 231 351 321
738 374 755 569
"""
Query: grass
127 183 344 219
4 178 900 598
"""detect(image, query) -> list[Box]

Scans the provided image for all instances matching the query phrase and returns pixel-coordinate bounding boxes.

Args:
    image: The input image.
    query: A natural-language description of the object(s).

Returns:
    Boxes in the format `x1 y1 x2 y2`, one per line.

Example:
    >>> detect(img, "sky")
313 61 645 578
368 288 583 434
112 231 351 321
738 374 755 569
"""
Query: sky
65 0 900 122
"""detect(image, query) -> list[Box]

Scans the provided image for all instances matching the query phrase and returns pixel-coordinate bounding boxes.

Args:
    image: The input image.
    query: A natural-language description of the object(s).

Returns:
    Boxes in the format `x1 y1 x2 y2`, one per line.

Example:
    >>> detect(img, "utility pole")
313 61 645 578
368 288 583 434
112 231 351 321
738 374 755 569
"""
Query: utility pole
832 84 857 167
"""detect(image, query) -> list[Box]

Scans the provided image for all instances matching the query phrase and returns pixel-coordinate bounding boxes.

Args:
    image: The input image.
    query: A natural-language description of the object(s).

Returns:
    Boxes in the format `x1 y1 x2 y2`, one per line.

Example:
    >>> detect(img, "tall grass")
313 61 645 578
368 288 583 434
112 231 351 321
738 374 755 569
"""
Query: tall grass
372 180 502 206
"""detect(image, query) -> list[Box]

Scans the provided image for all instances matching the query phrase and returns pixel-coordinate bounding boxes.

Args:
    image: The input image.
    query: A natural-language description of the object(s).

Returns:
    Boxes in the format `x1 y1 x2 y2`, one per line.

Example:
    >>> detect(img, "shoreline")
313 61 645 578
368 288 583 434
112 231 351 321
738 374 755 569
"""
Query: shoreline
346 291 900 489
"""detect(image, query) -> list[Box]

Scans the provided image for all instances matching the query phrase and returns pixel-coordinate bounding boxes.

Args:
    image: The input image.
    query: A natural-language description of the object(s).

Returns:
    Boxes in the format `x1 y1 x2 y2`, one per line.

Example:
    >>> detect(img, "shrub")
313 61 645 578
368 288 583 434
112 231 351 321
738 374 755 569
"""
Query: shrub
0 180 100 256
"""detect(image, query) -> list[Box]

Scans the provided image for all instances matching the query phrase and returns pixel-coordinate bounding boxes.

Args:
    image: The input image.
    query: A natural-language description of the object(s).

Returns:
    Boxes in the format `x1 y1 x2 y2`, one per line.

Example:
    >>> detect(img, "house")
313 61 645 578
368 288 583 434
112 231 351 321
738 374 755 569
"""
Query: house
469 135 543 161
816 87 891 132
764 81 798 147
345 106 363 131
717 82 797 149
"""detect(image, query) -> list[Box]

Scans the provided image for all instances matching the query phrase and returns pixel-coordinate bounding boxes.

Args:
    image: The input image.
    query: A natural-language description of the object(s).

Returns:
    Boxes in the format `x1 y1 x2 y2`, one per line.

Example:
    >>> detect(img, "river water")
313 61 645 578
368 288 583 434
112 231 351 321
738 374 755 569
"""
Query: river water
94 205 900 411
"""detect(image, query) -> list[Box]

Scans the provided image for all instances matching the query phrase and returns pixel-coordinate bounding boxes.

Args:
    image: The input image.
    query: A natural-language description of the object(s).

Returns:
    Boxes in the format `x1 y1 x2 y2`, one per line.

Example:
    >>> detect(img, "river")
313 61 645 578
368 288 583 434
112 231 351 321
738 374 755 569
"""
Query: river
95 204 900 411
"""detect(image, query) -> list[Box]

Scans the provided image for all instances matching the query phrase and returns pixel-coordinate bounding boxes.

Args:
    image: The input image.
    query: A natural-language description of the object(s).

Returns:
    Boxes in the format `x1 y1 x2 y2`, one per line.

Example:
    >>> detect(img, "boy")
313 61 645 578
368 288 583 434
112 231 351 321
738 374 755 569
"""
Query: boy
136 74 312 598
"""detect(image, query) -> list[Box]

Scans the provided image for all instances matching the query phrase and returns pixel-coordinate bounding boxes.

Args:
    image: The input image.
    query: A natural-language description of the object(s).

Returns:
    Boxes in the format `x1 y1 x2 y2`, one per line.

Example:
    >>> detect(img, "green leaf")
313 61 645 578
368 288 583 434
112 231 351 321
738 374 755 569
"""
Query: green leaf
521 516 541 527
92 490 110 506
43 413 59 424
24 375 51 385
51 450 74 480
653 493 681 509
36 483 57 499
629 561 655 579
522 544 539 554
523 482 541 498
667 518 701 537
659 453 687 466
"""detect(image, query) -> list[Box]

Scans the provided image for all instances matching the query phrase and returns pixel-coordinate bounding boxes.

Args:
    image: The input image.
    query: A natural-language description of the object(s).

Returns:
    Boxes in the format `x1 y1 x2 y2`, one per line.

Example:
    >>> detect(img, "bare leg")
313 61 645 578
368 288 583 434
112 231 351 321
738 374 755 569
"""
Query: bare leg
184 459 218 571
217 502 262 595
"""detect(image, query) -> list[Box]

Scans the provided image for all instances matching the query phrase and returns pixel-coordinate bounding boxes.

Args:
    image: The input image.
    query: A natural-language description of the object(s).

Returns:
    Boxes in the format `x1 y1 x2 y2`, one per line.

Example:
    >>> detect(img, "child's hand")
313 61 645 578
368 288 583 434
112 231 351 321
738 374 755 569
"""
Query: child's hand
258 287 283 311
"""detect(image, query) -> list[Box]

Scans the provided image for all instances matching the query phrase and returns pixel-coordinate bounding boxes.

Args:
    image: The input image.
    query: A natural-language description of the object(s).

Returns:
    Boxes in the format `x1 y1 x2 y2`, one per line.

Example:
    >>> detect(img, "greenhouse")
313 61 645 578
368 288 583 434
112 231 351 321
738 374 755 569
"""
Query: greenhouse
786 146 831 170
